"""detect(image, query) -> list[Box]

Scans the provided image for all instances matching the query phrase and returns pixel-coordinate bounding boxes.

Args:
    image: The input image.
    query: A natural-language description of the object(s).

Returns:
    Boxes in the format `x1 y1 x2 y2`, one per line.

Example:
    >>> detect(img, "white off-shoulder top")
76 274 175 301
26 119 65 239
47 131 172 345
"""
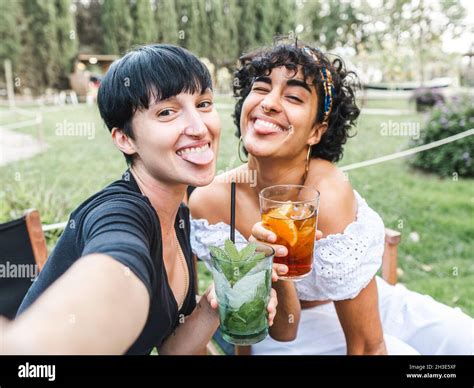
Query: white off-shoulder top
190 190 385 301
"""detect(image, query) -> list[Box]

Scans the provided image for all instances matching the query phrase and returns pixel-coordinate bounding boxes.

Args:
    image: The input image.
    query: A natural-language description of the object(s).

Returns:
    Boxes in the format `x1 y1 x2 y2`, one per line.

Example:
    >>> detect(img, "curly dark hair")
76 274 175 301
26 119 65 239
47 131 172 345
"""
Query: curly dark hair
233 40 360 163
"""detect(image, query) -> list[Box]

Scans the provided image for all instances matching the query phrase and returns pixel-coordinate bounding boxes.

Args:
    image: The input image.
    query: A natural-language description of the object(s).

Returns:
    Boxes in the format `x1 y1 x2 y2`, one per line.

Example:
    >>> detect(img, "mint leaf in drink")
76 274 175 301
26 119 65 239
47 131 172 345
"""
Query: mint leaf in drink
210 246 234 282
209 246 228 261
223 298 267 334
224 239 241 261
239 242 257 261
252 252 266 261
210 240 270 287
238 260 258 279
238 298 265 319
236 251 267 280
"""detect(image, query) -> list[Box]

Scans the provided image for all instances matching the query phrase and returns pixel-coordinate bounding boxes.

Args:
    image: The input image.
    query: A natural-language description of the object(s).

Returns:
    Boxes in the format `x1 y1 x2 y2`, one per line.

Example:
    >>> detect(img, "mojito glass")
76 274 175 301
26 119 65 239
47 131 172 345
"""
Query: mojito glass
209 240 274 345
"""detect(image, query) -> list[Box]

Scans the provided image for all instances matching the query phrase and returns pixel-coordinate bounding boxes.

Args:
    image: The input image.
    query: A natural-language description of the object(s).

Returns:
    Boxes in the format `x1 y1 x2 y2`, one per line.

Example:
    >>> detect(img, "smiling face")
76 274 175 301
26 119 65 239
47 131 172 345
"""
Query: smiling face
240 66 325 160
113 88 220 187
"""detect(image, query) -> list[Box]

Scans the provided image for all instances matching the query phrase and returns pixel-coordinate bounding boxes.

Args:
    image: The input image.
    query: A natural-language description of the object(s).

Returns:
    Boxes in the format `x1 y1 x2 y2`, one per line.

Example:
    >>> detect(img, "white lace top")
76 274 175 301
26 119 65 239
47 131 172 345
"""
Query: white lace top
190 190 385 301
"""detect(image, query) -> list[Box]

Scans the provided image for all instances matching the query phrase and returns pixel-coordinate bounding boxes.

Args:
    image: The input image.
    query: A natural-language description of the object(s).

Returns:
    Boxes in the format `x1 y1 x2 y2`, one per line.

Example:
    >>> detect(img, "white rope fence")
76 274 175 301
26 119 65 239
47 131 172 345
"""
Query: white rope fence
40 128 474 232
340 128 474 172
0 107 43 142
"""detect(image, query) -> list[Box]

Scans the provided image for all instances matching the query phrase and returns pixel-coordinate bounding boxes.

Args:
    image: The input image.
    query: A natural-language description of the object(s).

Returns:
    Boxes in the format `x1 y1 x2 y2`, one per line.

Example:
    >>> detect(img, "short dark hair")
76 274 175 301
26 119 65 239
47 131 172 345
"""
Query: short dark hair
233 40 360 163
98 44 213 165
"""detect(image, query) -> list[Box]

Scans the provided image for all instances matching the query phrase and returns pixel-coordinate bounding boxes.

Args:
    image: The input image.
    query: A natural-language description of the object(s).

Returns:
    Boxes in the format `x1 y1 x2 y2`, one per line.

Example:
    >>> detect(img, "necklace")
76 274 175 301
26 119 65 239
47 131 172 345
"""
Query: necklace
175 233 189 311
130 168 189 309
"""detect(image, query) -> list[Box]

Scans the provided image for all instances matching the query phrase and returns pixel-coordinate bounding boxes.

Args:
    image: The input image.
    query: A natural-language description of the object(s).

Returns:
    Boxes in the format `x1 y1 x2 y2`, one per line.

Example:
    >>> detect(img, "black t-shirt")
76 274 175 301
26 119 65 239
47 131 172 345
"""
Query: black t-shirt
17 170 196 355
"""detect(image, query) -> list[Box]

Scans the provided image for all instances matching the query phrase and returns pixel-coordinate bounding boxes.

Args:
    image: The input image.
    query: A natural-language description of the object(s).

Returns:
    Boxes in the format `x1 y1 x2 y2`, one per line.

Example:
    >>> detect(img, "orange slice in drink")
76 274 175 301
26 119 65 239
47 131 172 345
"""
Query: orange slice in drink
264 203 298 247
266 202 292 219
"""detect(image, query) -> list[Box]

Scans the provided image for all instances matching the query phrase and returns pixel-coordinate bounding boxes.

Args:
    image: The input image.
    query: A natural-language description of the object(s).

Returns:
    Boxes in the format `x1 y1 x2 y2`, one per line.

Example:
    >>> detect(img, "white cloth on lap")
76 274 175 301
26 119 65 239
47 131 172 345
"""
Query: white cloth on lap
190 190 385 301
251 276 474 355
251 288 420 355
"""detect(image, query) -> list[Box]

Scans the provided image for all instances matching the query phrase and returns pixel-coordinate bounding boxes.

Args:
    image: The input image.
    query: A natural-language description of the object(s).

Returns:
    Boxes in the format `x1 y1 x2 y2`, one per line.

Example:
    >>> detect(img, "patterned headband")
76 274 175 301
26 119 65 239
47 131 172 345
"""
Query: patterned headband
302 47 335 123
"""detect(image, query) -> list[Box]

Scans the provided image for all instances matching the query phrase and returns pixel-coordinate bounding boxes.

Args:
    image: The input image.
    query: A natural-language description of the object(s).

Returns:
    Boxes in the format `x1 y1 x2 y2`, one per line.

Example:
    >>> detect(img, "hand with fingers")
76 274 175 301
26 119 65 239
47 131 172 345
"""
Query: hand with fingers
249 221 323 280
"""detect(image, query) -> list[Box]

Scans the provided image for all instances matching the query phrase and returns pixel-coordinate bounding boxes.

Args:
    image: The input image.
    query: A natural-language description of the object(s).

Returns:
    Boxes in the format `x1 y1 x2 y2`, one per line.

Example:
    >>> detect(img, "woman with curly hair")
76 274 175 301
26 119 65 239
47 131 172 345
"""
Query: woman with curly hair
188 40 473 355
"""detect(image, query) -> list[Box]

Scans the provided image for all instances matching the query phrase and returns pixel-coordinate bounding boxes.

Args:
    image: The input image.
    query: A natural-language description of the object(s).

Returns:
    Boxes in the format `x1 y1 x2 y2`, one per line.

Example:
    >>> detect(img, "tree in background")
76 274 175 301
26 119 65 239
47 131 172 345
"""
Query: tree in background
175 0 201 53
208 0 234 67
21 0 60 95
1 0 468 95
196 0 211 58
237 0 257 53
102 0 133 55
222 0 240 64
55 0 78 90
131 0 157 46
395 0 465 83
75 0 104 53
273 0 295 37
254 0 276 45
155 0 180 44
305 0 362 51
364 0 465 83
0 0 23 79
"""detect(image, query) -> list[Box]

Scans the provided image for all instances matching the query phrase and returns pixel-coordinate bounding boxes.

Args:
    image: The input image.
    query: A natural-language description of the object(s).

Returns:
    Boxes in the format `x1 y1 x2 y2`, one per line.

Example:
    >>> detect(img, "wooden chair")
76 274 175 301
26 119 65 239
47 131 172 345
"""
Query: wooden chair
201 227 402 355
381 228 401 285
0 209 48 319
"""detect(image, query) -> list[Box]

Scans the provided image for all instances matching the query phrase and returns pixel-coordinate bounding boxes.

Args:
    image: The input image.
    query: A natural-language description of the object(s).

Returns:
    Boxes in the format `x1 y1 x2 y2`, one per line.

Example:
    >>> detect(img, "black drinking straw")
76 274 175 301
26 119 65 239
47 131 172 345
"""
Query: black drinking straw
230 181 236 243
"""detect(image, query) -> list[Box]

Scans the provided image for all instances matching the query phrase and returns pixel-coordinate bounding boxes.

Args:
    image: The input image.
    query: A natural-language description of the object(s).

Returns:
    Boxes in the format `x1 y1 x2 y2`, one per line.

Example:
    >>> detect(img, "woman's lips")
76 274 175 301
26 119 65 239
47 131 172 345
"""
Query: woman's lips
176 143 214 165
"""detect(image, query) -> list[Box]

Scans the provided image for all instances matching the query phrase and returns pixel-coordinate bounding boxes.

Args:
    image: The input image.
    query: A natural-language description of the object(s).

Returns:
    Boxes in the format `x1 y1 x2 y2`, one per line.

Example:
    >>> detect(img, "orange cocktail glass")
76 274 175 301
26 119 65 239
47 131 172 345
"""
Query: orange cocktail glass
260 185 320 280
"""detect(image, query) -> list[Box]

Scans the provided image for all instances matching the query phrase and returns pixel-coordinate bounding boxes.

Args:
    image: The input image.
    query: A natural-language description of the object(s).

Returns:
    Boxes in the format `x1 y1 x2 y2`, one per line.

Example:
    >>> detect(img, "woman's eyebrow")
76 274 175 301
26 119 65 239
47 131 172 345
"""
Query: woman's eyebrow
254 76 272 85
286 79 312 94
148 96 177 108
200 88 213 95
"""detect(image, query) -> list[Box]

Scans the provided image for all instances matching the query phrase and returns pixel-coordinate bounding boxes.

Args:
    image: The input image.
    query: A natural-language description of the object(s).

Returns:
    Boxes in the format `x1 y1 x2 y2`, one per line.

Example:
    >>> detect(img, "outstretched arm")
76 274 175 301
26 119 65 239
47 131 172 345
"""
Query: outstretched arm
1 254 150 354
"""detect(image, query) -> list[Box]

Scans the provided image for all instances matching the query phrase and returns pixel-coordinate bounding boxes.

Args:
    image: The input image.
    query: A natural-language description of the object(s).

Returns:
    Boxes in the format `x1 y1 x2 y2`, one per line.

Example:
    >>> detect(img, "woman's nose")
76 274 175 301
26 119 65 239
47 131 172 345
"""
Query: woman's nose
261 92 282 113
183 125 207 137
182 117 208 137
182 105 210 137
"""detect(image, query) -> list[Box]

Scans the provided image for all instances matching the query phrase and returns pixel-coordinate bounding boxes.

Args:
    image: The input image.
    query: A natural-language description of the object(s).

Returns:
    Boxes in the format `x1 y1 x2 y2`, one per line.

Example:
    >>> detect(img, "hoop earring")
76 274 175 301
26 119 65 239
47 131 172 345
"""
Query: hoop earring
238 136 248 163
303 144 312 182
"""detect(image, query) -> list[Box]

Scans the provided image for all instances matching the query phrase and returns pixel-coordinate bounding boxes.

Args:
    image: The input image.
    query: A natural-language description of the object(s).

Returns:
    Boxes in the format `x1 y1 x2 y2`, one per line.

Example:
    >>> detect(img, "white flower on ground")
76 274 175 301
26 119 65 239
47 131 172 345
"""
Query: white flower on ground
409 231 420 242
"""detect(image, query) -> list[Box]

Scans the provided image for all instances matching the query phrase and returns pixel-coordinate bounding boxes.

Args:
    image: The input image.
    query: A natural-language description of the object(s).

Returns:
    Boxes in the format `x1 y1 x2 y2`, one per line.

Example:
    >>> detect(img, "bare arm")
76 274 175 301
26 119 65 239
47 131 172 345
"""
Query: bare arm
1 254 150 355
314 175 387 355
268 280 300 341
334 278 386 355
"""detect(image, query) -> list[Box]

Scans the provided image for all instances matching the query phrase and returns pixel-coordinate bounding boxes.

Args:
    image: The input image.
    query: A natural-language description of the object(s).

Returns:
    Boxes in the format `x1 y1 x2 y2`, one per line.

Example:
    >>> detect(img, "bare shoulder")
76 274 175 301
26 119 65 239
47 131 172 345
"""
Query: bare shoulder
306 159 357 235
188 167 241 223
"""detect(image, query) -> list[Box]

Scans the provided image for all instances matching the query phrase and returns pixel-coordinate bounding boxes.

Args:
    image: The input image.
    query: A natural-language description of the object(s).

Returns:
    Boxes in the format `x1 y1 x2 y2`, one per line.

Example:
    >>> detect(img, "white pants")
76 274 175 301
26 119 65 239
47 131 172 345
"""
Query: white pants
252 276 474 355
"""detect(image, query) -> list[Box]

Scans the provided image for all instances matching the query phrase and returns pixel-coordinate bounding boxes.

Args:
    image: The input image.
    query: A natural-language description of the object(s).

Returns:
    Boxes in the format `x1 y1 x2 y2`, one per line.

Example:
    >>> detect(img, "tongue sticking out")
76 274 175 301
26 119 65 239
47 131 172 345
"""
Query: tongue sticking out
253 118 286 135
178 147 214 165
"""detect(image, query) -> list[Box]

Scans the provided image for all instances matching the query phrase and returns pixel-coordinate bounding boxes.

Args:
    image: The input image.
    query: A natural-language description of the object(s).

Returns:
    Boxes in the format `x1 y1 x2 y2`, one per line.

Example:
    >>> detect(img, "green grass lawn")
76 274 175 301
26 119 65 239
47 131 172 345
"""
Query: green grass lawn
1 97 472 316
